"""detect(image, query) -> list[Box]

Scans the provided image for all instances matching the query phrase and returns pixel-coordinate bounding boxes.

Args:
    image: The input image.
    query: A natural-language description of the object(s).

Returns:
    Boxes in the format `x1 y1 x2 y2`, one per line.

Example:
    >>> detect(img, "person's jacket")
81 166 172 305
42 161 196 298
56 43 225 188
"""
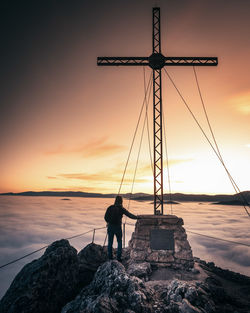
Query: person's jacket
104 205 137 225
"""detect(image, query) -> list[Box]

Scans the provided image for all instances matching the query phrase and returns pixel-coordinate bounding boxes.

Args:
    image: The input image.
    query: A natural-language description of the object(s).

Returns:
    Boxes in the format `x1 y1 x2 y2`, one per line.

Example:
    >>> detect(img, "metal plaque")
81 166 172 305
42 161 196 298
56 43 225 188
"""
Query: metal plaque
150 229 175 250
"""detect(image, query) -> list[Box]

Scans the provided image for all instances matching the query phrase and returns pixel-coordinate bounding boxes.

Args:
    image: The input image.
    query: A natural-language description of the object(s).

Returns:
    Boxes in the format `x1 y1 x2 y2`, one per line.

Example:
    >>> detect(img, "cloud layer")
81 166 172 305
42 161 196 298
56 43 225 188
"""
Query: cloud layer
0 196 249 299
44 137 125 158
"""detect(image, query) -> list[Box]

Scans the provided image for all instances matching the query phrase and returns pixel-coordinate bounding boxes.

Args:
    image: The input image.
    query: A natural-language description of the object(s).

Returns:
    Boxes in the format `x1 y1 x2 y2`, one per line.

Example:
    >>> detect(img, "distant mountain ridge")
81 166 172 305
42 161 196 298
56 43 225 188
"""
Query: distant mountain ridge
133 191 250 204
0 191 116 198
1 190 250 204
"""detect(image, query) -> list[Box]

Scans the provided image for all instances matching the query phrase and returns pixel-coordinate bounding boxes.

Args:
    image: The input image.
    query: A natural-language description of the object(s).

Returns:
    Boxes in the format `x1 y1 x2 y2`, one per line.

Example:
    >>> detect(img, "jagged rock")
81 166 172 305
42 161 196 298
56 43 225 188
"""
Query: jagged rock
78 243 108 287
77 243 132 287
0 239 79 313
163 279 216 313
61 260 154 313
2 239 250 313
191 268 200 274
127 262 152 281
180 299 202 313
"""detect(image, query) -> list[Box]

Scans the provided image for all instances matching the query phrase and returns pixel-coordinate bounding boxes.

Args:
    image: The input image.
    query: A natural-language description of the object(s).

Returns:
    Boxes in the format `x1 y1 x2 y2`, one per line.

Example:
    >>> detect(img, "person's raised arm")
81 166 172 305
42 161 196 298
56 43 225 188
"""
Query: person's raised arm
122 207 138 220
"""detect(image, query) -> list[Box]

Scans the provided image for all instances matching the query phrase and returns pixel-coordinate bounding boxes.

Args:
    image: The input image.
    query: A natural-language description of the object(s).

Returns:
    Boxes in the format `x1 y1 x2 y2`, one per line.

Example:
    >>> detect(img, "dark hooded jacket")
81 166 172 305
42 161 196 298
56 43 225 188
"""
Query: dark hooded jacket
104 205 137 225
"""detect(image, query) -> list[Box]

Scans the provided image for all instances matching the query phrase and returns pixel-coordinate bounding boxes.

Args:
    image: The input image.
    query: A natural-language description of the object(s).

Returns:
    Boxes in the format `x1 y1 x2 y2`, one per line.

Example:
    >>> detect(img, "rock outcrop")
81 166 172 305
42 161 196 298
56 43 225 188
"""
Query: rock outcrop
78 243 108 287
62 261 154 313
127 262 152 281
161 279 217 312
0 239 79 313
1 241 250 313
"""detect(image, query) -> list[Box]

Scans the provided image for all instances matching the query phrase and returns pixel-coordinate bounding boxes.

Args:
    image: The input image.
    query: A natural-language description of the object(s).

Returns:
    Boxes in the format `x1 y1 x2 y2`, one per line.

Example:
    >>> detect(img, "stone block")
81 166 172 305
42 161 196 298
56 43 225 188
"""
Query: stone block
134 234 150 241
158 251 174 263
137 219 158 226
135 228 150 237
132 239 149 250
182 241 191 250
174 241 182 253
154 262 172 268
147 248 152 254
174 240 191 253
130 249 146 261
158 225 177 230
175 250 193 261
174 232 187 241
173 263 183 270
161 217 183 225
146 251 159 262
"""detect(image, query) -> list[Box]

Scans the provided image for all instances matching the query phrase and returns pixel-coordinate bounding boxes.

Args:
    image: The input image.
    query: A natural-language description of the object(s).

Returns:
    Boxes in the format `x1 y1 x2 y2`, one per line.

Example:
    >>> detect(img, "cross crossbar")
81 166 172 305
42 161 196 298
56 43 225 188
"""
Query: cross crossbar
97 56 218 67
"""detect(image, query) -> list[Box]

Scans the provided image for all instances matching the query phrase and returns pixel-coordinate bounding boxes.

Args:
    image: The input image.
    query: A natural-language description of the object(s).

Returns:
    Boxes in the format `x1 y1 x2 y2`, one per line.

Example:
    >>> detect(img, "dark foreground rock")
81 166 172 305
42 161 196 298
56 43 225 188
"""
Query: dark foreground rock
0 240 79 313
62 261 154 313
127 261 152 281
78 243 108 287
1 241 250 313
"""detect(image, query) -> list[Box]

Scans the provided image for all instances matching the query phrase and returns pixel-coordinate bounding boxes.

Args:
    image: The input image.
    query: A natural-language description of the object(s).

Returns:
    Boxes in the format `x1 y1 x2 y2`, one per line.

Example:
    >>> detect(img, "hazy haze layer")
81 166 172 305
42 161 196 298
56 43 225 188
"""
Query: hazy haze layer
0 196 249 299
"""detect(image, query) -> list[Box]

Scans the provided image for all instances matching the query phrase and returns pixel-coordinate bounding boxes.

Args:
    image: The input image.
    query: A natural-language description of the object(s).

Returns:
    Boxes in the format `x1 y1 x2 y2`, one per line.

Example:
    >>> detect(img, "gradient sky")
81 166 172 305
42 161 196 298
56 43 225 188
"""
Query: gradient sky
1 0 250 194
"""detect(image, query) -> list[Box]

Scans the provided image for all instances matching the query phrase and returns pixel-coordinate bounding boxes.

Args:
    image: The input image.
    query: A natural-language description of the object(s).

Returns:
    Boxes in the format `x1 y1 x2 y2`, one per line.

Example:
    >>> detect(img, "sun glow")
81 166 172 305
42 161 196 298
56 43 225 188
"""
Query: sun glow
1 2 250 195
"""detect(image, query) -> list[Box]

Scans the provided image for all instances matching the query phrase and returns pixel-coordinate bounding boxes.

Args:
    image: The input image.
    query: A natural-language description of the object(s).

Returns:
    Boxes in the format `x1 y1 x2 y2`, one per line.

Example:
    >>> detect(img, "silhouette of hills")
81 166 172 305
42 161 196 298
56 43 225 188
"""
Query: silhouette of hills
0 190 250 204
133 191 250 204
0 191 116 198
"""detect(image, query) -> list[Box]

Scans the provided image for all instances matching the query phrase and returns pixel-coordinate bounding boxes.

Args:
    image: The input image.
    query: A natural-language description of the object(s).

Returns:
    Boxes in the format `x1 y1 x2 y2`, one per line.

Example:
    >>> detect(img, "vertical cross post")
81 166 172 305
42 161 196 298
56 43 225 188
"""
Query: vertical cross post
152 8 163 215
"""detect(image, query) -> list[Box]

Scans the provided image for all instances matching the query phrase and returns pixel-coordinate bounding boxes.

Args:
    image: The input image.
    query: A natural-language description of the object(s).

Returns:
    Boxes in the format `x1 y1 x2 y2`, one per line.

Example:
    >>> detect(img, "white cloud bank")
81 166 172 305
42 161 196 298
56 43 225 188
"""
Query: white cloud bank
0 196 249 299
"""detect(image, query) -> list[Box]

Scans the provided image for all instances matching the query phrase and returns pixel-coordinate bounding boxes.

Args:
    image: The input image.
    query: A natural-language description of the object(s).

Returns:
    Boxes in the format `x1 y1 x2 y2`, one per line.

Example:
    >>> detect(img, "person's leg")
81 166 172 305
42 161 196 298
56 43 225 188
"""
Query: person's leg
107 225 114 259
115 226 123 261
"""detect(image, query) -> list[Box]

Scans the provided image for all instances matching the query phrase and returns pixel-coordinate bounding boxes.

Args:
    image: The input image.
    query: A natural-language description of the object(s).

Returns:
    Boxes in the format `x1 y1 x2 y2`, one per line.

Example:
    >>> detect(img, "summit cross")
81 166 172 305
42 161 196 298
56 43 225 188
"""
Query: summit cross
97 7 218 215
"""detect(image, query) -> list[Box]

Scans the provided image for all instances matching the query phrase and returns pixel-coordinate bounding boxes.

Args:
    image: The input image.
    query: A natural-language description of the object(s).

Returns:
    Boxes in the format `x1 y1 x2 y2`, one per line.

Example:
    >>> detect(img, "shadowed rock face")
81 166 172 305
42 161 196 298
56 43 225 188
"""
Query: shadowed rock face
78 243 109 287
127 262 152 281
1 242 250 313
62 260 154 313
0 239 79 313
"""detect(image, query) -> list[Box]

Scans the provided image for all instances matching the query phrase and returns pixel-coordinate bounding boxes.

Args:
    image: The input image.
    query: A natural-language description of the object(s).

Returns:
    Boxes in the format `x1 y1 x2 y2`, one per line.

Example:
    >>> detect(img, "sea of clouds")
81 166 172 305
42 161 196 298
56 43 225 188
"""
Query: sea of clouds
0 196 250 299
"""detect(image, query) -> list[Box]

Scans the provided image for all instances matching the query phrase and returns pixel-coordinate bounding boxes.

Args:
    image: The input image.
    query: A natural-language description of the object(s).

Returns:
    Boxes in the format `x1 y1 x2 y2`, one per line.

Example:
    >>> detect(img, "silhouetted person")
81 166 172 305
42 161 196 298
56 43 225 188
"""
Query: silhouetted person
104 195 138 261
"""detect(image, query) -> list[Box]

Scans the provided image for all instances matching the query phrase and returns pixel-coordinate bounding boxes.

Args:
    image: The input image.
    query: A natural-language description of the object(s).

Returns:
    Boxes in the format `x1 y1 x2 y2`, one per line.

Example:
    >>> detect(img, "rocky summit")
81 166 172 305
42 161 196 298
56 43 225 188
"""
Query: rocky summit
0 240 250 313
0 239 79 313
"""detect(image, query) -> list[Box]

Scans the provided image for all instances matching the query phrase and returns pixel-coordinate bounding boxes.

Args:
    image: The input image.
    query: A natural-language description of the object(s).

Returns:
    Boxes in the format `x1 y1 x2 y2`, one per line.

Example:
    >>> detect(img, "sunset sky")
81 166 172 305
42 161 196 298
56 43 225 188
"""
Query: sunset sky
1 0 250 195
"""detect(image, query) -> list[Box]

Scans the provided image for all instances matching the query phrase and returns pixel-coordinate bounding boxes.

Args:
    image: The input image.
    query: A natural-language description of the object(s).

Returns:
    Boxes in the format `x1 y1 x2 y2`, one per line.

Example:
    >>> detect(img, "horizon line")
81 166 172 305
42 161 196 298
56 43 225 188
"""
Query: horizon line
1 190 249 196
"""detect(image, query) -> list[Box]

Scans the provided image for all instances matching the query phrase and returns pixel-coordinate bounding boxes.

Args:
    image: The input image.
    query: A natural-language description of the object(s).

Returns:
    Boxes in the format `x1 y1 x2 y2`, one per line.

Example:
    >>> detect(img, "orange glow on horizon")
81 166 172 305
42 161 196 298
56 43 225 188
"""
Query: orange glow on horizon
1 2 250 195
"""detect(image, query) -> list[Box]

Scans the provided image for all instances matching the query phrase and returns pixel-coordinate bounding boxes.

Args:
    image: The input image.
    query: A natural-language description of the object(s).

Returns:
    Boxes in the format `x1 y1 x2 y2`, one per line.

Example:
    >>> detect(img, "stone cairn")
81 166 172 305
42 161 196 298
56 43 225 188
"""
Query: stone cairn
129 215 194 270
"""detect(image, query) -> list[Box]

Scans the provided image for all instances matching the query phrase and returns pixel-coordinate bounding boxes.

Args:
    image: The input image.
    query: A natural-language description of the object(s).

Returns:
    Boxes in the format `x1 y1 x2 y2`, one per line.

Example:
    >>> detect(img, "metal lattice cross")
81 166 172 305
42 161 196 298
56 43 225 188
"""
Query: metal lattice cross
97 7 218 215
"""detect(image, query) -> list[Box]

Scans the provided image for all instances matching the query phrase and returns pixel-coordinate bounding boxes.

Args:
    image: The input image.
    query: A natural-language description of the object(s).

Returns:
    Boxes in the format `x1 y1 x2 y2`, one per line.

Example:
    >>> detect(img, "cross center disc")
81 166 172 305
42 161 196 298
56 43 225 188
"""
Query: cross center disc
148 53 165 70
